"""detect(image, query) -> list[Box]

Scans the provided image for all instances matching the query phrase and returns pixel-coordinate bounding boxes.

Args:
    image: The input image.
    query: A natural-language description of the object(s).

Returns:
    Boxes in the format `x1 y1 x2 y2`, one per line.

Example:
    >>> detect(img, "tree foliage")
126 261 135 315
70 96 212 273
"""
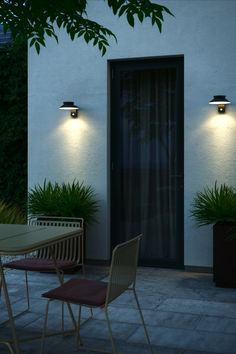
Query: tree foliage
0 0 173 54
0 40 27 212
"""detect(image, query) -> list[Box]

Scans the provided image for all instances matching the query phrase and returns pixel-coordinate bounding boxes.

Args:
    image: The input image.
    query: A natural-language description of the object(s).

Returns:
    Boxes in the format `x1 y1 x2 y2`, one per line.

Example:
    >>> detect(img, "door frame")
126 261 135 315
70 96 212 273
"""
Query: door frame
108 55 184 268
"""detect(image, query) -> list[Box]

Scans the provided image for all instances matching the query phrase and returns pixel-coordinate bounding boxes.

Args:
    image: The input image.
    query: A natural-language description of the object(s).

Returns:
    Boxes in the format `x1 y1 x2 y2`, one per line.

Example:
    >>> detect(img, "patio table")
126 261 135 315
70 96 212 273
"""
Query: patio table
0 223 83 354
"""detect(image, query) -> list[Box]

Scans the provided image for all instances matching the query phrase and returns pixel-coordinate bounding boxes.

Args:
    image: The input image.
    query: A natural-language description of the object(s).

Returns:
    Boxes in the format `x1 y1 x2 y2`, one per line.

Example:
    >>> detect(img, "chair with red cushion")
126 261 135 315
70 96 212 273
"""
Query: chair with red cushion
40 234 153 354
1 216 85 324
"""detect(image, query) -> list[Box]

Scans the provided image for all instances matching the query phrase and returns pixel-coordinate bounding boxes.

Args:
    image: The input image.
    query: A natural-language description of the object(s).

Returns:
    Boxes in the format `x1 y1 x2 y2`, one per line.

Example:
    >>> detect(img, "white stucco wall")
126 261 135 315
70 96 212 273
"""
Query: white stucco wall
28 0 236 265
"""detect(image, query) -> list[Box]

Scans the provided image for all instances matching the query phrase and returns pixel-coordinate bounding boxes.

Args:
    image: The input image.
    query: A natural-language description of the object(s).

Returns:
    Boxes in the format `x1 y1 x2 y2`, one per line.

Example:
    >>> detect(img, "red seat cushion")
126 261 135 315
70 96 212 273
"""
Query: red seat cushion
42 278 108 307
3 258 77 271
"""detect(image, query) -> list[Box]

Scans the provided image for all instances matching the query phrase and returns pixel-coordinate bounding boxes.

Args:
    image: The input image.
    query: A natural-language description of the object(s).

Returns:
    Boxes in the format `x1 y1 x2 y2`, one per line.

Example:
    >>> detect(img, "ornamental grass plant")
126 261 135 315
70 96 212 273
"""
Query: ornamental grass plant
190 182 236 226
0 200 26 224
28 180 99 226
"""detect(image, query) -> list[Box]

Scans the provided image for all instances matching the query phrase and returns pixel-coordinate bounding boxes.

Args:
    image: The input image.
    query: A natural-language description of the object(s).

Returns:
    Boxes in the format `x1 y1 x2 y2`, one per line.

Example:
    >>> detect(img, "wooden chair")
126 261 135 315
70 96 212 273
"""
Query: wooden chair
1 216 85 324
40 234 153 354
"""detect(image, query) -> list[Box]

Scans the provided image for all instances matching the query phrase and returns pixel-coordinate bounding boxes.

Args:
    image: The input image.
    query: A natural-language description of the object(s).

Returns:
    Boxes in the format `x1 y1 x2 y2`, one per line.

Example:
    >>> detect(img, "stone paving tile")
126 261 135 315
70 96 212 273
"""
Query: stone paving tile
1 266 236 354
157 298 236 318
148 310 201 329
1 311 40 330
110 291 163 310
196 316 236 334
77 319 139 342
198 289 236 303
128 326 236 353
31 332 182 354
183 351 228 354
6 335 160 354
93 306 201 330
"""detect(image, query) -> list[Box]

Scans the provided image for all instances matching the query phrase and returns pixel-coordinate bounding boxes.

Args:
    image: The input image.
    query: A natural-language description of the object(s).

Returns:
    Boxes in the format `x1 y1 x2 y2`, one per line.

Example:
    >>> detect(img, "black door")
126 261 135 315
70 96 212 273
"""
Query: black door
110 56 184 268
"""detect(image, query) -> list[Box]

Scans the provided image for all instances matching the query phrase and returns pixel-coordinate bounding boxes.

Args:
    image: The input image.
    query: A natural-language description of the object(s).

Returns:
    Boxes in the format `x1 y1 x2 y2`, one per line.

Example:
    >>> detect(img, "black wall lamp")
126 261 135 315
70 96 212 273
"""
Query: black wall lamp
59 101 79 118
209 95 231 113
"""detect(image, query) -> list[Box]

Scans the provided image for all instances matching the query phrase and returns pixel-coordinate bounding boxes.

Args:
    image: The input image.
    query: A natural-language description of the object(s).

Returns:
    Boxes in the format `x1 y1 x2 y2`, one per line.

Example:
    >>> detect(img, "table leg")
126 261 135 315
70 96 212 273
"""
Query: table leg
0 256 20 354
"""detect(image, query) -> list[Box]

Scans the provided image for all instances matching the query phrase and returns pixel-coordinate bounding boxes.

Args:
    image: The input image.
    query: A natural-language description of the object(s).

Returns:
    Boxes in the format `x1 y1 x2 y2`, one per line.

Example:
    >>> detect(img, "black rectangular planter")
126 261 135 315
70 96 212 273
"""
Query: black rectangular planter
213 222 236 288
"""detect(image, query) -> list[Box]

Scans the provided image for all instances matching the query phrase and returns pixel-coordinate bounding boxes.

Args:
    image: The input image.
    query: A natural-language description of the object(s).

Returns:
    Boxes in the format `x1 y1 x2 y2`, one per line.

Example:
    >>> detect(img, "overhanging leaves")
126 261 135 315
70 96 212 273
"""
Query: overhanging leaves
0 0 173 54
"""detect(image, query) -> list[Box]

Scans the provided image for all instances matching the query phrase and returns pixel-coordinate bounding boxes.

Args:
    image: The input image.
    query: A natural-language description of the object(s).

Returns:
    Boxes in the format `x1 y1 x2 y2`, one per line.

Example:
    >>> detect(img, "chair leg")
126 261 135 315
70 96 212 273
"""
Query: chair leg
104 309 117 353
0 341 15 354
40 299 51 354
82 266 93 319
76 305 82 349
25 271 30 310
65 301 82 347
0 258 20 354
0 270 29 326
78 305 82 328
132 288 153 354
62 301 65 333
60 272 65 333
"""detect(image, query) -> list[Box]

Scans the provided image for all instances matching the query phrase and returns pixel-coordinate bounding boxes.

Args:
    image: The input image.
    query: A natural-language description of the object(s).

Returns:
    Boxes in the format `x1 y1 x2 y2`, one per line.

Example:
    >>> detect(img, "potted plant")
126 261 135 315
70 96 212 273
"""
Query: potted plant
190 182 236 288
28 179 99 227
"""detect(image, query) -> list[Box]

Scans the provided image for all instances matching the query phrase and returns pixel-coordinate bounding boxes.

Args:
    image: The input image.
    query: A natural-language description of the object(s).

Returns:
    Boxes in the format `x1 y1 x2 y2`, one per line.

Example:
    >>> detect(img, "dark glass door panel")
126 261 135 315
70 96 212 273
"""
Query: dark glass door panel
110 57 184 268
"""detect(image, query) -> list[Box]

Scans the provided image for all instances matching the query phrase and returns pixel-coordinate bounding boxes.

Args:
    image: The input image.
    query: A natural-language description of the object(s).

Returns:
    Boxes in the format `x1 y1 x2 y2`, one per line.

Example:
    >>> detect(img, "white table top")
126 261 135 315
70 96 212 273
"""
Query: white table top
0 224 83 255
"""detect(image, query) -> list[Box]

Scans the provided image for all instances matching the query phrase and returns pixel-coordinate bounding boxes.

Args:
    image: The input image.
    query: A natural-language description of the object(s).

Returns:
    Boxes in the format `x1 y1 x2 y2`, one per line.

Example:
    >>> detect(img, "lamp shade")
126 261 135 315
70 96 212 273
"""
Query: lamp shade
59 102 79 110
209 95 231 105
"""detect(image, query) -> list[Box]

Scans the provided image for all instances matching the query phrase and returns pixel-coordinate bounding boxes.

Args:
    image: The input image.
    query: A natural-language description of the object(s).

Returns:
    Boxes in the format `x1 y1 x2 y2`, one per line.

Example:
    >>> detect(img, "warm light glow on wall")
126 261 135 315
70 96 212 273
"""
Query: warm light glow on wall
51 114 96 167
200 113 236 163
203 113 235 130
58 116 89 145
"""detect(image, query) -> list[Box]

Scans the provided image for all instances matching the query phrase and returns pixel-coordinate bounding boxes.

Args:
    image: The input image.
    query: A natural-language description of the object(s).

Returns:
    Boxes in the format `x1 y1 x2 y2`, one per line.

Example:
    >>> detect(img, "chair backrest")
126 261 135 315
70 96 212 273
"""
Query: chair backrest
105 234 142 305
28 216 84 262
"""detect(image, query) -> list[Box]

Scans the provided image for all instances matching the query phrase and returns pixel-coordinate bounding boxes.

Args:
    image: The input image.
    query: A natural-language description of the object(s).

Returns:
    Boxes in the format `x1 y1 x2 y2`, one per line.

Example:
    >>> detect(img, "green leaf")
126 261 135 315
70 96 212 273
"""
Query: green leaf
84 32 90 43
93 37 98 46
155 18 162 32
102 46 106 56
77 29 85 38
56 17 63 28
29 37 37 47
37 37 46 47
70 28 76 40
35 41 41 54
51 32 59 43
45 29 52 37
162 5 174 17
118 5 128 17
98 41 102 50
137 11 144 22
127 12 134 27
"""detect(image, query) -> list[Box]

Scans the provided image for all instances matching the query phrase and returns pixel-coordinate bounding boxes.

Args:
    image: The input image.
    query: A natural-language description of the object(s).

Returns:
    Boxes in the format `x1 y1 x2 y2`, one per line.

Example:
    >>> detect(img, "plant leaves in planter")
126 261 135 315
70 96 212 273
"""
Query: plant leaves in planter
28 179 99 226
190 181 236 226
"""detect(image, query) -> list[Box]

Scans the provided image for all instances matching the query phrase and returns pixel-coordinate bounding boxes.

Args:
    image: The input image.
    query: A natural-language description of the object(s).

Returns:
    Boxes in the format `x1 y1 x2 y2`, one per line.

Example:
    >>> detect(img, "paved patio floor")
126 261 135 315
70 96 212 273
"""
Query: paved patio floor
1 265 236 354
